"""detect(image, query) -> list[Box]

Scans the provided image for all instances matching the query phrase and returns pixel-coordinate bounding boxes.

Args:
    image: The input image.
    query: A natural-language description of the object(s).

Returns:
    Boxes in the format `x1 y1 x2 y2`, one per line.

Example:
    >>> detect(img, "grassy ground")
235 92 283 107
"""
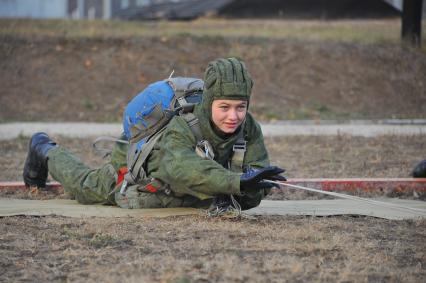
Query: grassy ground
1 38 425 122
1 134 424 201
1 19 426 122
2 134 424 182
1 215 425 282
1 18 425 282
1 18 426 45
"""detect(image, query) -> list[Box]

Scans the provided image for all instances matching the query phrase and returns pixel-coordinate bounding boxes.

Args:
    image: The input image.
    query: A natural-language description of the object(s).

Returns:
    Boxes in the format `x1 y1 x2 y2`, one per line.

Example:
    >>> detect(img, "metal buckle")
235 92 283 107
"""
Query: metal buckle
119 180 128 196
233 141 247 152
195 140 215 160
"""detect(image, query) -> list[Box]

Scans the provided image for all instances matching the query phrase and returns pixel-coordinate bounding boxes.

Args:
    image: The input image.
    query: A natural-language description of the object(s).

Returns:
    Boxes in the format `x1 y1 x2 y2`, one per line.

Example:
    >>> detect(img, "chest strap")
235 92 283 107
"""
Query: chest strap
182 113 246 172
229 129 246 172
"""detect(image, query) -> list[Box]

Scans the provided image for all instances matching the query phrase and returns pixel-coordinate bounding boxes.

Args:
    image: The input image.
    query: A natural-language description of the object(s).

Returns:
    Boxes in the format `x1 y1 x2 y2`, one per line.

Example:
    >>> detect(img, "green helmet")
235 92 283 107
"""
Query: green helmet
203 57 253 102
197 57 254 122
193 57 253 142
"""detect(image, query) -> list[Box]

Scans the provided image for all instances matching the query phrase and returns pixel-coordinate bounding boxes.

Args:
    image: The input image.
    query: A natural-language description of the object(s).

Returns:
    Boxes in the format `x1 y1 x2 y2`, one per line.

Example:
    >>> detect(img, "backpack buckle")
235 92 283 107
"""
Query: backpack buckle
119 180 128 196
195 140 215 160
233 141 246 152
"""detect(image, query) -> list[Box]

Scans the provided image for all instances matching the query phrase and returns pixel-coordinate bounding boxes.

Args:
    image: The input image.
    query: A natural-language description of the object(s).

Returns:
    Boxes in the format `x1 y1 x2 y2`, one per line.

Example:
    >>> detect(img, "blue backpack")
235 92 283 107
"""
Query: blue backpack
123 78 203 150
120 77 205 194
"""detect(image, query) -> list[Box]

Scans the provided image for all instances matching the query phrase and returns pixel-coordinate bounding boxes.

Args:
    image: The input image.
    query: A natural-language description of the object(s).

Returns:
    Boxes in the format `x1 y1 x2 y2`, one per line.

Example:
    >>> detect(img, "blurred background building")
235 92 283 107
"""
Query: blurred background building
0 0 424 21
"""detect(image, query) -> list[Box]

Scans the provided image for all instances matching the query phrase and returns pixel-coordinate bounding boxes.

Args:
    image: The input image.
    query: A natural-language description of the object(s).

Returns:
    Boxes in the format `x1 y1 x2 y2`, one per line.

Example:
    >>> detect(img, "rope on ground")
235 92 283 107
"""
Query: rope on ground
204 195 242 219
270 180 426 216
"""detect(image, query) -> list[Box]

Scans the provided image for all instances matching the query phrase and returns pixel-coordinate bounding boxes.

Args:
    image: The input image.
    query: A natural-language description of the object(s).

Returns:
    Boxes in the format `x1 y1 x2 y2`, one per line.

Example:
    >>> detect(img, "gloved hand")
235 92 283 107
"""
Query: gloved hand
240 166 286 193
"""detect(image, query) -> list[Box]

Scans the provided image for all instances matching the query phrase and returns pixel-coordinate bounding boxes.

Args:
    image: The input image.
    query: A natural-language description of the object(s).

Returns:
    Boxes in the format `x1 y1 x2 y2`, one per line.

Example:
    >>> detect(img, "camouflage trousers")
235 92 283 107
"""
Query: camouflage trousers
47 147 209 209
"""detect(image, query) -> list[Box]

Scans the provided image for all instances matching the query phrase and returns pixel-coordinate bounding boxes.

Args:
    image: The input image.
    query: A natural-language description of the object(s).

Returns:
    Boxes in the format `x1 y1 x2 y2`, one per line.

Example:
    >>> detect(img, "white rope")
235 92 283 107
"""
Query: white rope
92 136 129 157
93 136 129 144
205 195 242 218
269 180 426 216
168 70 175 79
230 194 242 216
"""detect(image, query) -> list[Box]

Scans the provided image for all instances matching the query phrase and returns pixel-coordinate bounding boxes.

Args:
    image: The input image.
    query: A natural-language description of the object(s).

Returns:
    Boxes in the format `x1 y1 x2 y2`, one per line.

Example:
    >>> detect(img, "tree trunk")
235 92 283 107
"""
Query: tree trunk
401 0 423 45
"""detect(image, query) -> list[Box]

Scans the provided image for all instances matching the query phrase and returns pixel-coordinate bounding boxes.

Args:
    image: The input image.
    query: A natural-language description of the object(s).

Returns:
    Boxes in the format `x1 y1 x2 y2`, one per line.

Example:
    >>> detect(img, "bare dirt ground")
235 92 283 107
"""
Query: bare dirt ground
1 19 426 282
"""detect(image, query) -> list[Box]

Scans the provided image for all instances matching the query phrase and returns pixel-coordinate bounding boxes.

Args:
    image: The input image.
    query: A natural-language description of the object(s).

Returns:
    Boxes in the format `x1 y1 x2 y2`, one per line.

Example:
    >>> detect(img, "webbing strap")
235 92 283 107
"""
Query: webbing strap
229 127 246 172
126 127 166 184
182 112 203 141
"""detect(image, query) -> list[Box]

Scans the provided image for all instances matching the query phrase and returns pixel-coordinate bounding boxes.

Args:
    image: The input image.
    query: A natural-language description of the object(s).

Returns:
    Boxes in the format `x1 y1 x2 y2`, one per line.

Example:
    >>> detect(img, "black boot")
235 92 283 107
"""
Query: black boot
412 160 426 178
23 132 57 188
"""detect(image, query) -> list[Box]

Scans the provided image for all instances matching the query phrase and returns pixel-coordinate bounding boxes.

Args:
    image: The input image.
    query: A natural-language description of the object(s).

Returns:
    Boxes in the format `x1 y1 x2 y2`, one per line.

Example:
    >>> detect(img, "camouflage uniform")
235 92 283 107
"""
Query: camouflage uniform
47 58 270 209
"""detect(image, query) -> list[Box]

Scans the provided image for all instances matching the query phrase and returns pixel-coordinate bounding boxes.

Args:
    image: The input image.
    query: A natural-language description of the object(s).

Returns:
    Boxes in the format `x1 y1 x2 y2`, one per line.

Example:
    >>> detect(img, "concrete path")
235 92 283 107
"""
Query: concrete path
1 119 426 140
1 198 425 220
0 198 198 218
247 199 426 220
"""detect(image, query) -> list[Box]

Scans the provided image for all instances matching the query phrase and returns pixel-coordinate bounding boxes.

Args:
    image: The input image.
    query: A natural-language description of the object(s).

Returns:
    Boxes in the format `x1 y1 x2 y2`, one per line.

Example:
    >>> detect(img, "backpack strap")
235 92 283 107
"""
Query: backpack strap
229 127 246 172
182 112 203 141
125 127 166 185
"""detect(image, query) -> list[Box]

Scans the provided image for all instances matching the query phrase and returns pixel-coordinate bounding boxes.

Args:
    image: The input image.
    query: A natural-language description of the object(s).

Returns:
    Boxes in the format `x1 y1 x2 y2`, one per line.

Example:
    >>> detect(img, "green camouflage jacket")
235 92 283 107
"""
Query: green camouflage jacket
147 105 270 208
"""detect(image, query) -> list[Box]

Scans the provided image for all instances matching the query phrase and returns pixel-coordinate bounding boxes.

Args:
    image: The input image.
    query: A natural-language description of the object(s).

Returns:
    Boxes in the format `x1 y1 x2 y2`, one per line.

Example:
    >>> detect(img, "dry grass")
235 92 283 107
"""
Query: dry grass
1 18 425 282
266 134 426 179
1 134 425 201
1 18 425 45
1 134 424 182
1 215 425 282
1 132 425 282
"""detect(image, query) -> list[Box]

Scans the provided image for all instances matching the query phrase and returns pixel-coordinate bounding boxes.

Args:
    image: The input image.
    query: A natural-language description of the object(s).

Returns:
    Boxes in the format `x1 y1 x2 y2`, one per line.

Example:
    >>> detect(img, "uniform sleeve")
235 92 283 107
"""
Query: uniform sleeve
150 117 241 200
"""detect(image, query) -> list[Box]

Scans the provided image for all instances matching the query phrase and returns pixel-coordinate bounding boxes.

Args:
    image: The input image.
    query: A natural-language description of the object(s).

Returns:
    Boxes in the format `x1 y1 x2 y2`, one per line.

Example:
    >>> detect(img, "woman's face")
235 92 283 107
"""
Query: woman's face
211 99 247 134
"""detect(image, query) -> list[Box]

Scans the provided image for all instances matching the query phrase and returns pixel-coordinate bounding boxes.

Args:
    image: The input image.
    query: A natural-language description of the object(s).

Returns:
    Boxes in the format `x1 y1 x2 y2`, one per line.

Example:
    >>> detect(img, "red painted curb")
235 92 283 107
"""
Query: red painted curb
0 181 62 191
1 179 425 192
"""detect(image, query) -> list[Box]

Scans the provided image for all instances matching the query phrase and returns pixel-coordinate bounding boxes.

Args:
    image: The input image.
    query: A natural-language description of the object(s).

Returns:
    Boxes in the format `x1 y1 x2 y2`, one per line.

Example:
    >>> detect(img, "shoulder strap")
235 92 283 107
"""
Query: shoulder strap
229 126 246 172
181 112 203 141
125 127 166 185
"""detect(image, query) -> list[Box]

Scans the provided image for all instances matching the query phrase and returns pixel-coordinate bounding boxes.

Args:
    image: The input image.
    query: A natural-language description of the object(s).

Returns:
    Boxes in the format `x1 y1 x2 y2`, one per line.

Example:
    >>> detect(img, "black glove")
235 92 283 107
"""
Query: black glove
412 160 426 178
240 180 278 193
268 174 287 182
240 166 286 192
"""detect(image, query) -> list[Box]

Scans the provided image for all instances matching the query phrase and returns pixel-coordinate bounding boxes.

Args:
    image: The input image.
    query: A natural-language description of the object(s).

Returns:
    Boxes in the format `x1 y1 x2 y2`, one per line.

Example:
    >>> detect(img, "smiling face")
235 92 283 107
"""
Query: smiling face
211 99 248 134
